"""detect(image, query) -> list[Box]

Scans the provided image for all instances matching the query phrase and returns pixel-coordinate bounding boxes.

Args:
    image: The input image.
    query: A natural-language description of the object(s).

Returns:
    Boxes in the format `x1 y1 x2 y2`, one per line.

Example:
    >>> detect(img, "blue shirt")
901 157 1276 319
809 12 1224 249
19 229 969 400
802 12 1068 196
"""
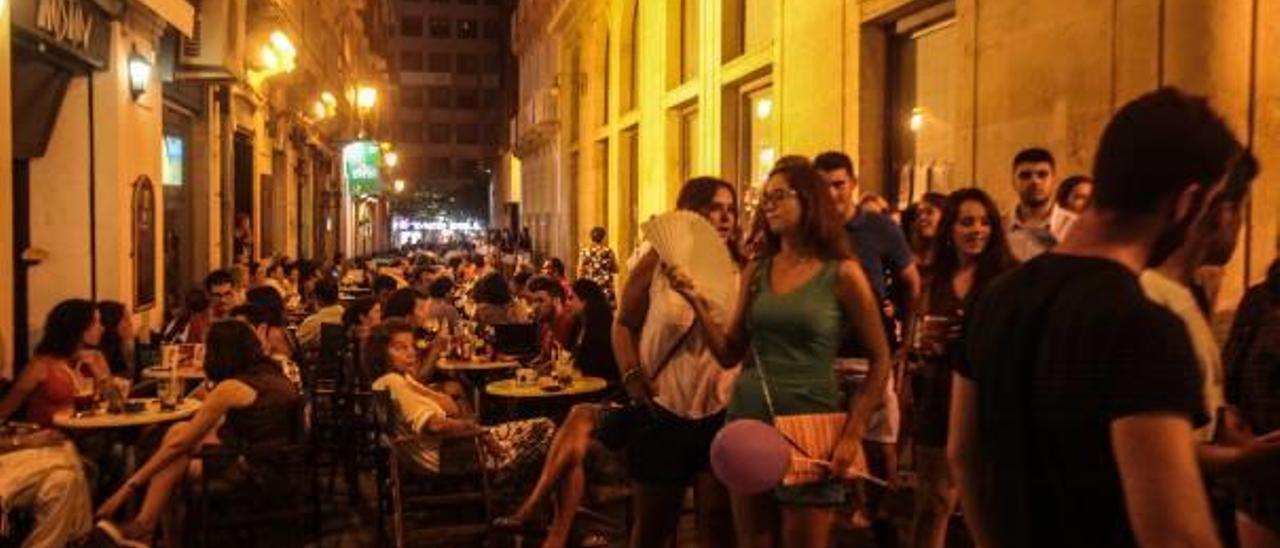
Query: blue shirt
845 212 914 301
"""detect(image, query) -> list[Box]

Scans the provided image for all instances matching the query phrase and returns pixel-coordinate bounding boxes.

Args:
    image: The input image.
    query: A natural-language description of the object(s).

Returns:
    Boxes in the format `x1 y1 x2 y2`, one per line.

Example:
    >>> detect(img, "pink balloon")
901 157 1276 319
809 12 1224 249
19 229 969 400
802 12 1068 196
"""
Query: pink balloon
710 419 791 495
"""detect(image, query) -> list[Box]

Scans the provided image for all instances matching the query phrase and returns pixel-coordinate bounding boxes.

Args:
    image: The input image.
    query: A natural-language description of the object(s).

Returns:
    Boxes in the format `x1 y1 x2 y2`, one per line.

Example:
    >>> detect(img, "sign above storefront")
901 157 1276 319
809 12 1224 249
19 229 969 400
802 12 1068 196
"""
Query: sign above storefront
343 140 382 197
13 0 112 69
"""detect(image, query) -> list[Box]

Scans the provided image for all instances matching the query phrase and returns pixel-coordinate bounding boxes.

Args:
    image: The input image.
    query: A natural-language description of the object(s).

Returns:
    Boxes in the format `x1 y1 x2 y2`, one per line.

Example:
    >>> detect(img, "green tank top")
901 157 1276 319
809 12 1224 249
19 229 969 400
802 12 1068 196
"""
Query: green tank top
727 257 845 421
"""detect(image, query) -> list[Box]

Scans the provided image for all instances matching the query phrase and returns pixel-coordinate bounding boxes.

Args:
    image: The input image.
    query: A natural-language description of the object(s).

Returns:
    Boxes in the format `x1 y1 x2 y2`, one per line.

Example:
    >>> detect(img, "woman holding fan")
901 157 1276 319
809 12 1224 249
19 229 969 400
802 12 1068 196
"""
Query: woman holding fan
669 164 892 548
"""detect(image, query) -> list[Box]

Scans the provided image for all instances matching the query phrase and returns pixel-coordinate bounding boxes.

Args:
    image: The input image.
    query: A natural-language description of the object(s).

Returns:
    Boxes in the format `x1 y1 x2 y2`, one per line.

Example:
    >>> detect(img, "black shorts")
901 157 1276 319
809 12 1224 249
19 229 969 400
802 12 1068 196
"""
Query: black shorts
595 404 726 486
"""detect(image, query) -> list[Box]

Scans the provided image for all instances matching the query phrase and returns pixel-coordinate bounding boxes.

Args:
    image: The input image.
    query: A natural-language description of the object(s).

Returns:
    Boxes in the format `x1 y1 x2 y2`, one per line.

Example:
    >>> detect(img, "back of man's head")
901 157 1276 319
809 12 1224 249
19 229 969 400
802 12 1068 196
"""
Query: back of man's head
229 303 270 327
314 279 340 305
527 275 565 301
373 274 398 295
1092 87 1241 216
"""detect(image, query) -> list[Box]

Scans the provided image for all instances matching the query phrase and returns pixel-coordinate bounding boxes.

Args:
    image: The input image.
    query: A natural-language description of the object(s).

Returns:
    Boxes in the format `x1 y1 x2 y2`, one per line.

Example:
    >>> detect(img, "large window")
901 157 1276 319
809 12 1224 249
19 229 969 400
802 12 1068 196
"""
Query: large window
428 123 452 144
484 20 501 40
456 88 479 109
723 0 774 61
400 86 424 108
428 52 451 72
738 81 775 215
458 19 478 39
620 128 640 255
482 88 500 108
457 54 479 74
456 123 480 144
888 19 958 204
400 51 424 71
428 86 452 108
401 16 423 37
400 122 423 142
668 0 698 87
428 17 451 38
672 103 698 185
162 135 184 186
620 1 639 113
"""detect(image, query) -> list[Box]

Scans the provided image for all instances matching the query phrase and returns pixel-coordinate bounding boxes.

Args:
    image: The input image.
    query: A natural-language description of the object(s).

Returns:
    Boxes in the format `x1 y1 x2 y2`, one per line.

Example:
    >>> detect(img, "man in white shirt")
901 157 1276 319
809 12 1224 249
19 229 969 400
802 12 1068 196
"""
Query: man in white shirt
297 279 344 349
1005 148 1077 261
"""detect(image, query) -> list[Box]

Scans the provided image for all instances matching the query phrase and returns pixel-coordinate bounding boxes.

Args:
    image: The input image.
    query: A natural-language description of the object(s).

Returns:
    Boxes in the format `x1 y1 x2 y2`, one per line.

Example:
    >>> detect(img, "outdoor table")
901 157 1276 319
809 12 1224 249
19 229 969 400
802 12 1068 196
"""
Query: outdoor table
436 358 519 414
485 377 609 423
53 398 202 477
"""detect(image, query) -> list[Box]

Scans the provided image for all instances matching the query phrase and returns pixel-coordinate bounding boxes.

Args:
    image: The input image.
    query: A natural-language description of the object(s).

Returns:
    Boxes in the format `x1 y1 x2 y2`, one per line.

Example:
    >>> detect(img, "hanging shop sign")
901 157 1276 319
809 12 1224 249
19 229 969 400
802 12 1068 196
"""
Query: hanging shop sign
13 0 112 69
343 140 382 197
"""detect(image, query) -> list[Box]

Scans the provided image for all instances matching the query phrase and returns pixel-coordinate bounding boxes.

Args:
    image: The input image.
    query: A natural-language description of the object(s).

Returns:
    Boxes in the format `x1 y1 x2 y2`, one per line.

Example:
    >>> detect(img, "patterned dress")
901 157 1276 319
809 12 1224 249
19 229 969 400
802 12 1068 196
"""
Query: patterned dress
578 243 619 305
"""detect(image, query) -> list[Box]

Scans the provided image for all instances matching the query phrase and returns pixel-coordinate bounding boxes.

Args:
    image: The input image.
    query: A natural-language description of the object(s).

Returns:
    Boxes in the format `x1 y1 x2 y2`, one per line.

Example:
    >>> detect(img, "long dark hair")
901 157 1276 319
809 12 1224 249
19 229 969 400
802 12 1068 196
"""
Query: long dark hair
204 320 275 382
1055 175 1093 210
751 164 851 262
364 319 416 380
246 286 287 327
930 188 1017 298
342 297 379 330
35 299 96 359
472 272 513 306
96 301 131 376
570 279 618 382
676 176 746 264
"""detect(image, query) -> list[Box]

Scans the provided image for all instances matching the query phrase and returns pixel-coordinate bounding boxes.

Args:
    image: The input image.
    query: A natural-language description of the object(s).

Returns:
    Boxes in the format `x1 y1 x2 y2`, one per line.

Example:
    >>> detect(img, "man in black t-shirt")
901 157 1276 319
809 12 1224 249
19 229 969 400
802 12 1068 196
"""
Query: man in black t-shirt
950 88 1240 548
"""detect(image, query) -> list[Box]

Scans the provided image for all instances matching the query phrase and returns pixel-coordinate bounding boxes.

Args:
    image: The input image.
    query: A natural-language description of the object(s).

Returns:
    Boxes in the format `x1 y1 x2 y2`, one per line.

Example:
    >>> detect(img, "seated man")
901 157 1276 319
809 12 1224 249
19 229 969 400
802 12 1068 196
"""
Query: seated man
0 428 92 547
297 279 344 349
526 276 580 359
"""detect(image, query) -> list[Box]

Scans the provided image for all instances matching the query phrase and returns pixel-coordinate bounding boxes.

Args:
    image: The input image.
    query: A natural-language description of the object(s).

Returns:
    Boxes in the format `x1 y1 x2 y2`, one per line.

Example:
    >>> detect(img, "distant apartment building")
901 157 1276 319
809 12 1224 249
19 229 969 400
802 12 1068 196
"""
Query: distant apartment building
392 0 512 201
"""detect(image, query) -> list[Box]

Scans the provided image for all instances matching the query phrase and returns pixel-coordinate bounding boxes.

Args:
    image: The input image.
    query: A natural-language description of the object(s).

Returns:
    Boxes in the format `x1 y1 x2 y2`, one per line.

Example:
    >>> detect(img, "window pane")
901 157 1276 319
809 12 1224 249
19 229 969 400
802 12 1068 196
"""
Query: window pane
484 20 501 40
457 54 479 74
400 122 423 142
484 54 501 73
428 157 452 177
428 17 451 38
482 88 499 108
428 86 452 108
456 88 479 109
400 86 424 108
428 124 452 143
163 135 184 186
458 19 478 39
428 52 451 72
742 84 775 213
456 123 479 144
400 51 424 71
401 16 423 37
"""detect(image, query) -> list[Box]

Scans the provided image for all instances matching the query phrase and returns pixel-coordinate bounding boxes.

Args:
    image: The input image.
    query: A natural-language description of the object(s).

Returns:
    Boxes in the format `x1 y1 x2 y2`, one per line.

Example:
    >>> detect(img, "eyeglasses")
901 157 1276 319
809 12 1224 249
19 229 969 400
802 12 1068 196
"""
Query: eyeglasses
759 187 797 207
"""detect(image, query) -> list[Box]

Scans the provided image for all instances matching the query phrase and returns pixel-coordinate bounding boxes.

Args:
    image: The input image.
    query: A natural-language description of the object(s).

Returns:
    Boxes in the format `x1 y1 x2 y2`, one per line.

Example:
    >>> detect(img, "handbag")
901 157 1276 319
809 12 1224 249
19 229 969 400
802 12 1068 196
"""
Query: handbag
752 344 858 486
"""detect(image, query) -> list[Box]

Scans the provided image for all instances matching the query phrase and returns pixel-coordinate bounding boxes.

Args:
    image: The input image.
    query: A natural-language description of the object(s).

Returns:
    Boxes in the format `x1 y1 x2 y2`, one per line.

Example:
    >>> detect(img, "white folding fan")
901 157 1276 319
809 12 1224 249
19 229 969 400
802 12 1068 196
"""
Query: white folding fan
642 210 737 314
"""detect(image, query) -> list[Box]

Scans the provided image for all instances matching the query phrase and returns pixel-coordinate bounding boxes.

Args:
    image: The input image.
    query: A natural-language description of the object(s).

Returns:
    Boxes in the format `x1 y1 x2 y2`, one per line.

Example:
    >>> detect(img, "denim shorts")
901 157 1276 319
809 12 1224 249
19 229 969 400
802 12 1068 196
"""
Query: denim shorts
775 478 847 507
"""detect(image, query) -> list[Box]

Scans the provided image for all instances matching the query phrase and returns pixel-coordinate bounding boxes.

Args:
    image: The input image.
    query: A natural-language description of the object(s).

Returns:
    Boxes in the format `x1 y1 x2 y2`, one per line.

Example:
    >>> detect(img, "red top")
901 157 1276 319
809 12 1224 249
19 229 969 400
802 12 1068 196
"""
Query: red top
25 361 78 428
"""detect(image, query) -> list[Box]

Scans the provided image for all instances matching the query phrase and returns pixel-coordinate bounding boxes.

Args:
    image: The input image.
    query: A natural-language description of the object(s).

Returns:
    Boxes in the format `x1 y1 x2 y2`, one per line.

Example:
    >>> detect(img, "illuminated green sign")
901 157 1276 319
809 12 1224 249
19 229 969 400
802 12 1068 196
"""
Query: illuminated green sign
343 140 382 196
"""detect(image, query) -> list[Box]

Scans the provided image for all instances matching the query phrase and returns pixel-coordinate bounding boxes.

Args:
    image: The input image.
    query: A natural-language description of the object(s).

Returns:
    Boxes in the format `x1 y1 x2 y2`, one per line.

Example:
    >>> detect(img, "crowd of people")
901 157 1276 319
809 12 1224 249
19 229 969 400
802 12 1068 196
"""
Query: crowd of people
0 86 1277 548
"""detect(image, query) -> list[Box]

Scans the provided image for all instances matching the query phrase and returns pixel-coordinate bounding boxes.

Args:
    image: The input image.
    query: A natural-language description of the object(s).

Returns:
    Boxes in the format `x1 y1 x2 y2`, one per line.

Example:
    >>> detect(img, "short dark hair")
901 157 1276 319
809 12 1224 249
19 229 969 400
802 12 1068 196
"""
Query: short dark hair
342 297 379 329
373 274 398 295
205 320 273 382
205 269 233 291
36 299 96 358
383 288 423 319
814 151 855 176
527 275 566 301
184 289 210 314
590 226 606 244
1012 147 1055 170
313 279 340 305
427 276 455 299
676 177 738 213
511 271 533 290
229 303 271 327
773 155 812 170
471 272 512 305
364 319 416 379
1055 175 1093 209
1092 87 1242 215
542 258 566 277
245 286 286 327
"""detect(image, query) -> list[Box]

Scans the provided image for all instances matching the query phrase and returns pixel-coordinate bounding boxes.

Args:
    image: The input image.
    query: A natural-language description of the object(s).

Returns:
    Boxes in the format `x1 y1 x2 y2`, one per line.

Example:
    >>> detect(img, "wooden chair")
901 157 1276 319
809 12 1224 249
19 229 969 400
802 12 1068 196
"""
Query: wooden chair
189 401 311 547
372 390 494 547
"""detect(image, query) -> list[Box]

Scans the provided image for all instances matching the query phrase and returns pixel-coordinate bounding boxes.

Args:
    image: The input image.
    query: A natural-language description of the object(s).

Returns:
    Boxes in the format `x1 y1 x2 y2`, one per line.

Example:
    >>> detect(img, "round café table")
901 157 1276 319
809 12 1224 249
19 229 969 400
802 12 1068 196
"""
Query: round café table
485 377 608 398
437 358 520 414
485 377 609 423
54 398 202 477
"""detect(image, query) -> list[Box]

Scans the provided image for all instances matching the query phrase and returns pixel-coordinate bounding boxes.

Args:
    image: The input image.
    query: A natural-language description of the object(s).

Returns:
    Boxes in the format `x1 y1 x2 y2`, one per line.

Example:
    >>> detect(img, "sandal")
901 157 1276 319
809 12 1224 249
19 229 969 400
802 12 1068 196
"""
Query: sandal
93 521 151 548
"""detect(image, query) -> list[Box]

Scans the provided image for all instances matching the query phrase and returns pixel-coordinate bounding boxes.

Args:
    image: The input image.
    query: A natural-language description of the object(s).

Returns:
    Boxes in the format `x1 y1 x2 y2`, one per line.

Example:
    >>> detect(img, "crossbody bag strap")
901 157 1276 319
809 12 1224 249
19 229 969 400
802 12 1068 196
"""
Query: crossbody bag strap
752 344 779 420
648 322 696 382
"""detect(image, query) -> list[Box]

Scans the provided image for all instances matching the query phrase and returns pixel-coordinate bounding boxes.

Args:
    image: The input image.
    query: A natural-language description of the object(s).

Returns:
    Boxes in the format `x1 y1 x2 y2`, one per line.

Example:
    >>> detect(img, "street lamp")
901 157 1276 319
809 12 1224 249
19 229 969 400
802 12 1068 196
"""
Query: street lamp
356 86 378 111
393 179 406 193
385 151 399 168
127 51 152 101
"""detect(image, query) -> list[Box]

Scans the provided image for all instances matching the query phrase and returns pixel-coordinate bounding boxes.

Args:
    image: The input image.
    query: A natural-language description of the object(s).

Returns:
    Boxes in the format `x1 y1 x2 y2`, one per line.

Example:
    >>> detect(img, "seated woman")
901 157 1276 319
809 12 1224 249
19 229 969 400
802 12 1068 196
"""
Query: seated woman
567 280 619 386
245 286 299 360
0 299 120 428
471 272 521 326
367 320 552 482
94 320 301 546
95 301 137 380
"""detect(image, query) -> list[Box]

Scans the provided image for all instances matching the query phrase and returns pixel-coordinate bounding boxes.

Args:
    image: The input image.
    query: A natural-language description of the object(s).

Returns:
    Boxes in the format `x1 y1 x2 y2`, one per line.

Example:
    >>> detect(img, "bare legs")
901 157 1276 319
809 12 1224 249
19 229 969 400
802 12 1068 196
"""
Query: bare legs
500 403 600 548
731 492 834 548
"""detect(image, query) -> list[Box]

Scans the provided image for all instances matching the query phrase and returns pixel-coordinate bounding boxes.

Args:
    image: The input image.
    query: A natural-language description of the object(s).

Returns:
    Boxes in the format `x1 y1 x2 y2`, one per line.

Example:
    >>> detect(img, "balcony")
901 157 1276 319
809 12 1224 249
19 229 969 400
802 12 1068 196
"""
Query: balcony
512 86 559 156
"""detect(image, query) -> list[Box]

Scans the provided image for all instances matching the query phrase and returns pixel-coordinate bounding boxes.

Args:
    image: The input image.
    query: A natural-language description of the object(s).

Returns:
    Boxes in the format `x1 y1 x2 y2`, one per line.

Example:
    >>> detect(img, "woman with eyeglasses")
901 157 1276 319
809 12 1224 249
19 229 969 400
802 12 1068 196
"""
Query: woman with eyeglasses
669 164 891 548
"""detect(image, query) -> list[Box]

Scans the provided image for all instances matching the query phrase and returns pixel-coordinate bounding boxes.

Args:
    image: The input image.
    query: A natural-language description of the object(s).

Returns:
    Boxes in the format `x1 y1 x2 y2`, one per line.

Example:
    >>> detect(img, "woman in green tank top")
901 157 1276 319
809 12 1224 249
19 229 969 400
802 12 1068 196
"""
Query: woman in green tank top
669 163 892 548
